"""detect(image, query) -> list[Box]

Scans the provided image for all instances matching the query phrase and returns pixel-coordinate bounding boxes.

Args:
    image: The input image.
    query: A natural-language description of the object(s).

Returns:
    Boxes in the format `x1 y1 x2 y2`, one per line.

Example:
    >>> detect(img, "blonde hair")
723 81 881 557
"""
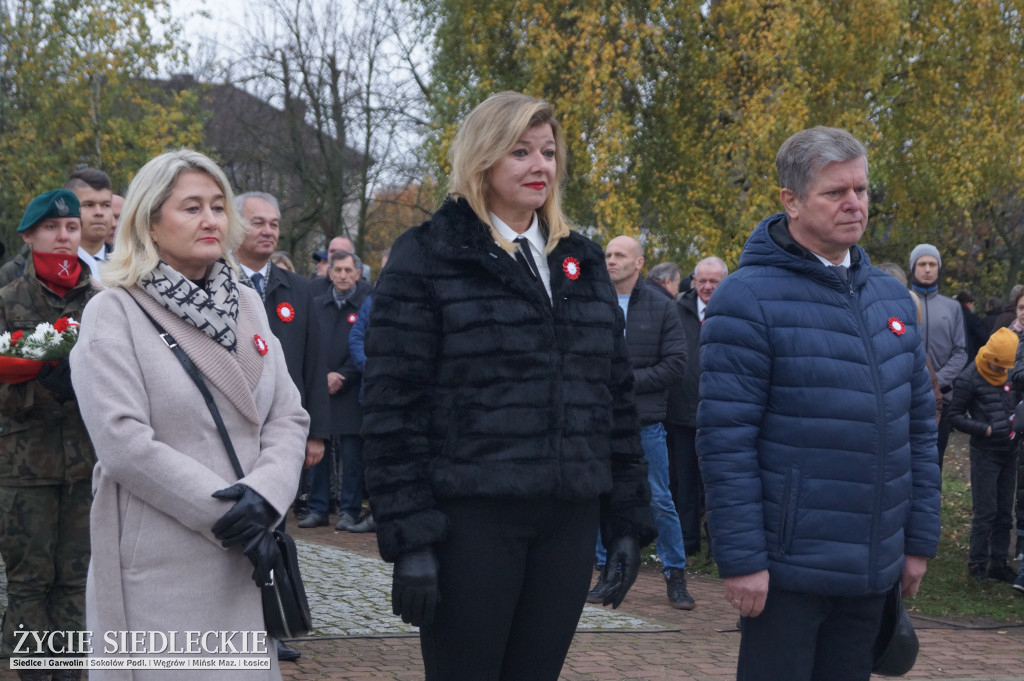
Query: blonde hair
103 149 244 288
448 91 571 254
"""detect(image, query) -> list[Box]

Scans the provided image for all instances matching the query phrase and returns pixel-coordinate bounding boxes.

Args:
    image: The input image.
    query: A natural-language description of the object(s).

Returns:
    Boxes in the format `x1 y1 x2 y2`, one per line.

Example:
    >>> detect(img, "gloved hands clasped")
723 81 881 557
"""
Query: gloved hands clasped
37 359 75 404
598 535 640 609
392 548 440 627
212 484 280 586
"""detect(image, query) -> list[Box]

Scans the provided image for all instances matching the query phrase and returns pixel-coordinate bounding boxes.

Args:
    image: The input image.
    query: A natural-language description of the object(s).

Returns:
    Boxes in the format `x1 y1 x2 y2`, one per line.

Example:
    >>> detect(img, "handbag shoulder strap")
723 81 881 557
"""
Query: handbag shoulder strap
128 293 245 480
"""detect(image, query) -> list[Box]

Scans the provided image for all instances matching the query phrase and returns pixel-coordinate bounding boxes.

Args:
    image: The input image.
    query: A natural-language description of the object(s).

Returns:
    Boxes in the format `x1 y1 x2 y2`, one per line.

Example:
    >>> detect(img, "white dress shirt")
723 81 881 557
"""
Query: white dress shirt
490 211 552 301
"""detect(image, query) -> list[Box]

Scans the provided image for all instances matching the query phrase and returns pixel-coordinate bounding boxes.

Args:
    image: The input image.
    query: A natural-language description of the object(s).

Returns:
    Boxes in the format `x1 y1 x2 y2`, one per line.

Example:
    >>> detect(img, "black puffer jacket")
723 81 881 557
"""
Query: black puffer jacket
624 278 686 425
361 199 656 562
665 288 701 428
949 363 1019 453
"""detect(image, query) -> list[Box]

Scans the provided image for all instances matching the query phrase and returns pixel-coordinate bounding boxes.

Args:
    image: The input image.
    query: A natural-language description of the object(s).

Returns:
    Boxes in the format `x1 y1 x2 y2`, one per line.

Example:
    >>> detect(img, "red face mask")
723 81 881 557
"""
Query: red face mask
32 251 82 297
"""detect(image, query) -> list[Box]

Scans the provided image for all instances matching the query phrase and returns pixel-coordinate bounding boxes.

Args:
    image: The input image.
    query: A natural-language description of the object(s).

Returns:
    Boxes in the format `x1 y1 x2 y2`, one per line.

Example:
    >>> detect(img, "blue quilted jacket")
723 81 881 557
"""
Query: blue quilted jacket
696 213 941 596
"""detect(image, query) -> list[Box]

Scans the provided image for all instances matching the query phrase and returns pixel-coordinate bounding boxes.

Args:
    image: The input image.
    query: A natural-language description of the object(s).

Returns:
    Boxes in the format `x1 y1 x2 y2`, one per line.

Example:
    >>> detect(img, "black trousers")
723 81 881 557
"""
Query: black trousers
937 406 952 471
737 587 886 681
666 424 704 554
968 445 1018 566
420 497 599 681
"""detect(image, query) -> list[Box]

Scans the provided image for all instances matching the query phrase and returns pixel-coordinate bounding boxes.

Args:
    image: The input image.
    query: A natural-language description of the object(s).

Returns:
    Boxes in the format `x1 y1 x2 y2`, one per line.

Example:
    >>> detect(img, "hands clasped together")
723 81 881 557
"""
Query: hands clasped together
212 484 280 586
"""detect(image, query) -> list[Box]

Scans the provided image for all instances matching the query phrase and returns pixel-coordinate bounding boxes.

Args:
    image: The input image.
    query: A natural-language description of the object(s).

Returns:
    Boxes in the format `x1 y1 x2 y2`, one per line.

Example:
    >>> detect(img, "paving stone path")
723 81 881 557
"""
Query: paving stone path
298 539 664 637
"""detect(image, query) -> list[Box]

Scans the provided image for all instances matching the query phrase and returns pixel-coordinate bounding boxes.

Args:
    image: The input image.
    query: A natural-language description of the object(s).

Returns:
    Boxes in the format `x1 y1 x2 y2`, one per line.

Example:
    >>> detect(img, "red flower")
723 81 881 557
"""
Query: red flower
562 257 581 280
54 317 70 333
347 313 358 324
276 302 296 323
11 330 23 345
887 317 906 336
254 334 269 356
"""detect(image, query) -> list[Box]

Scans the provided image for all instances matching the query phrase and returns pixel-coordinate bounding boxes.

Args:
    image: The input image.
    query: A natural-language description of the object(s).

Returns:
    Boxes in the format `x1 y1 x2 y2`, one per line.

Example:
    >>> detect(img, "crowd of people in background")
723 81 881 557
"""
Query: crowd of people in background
1 93 1022 681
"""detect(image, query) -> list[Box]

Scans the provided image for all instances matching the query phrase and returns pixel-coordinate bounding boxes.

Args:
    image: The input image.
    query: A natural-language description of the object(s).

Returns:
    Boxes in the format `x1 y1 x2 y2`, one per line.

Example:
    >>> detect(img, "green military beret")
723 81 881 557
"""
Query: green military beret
18 189 81 233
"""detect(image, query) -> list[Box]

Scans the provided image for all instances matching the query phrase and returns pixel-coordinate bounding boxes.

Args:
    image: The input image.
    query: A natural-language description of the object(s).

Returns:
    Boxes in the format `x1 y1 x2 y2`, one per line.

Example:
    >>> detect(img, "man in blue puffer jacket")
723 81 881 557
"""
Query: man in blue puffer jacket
697 126 941 681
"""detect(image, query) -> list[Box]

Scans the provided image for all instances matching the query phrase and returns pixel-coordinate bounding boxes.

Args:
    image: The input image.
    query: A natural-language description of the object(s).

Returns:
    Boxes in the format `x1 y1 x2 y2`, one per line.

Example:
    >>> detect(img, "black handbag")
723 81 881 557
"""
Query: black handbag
872 584 919 676
132 296 313 640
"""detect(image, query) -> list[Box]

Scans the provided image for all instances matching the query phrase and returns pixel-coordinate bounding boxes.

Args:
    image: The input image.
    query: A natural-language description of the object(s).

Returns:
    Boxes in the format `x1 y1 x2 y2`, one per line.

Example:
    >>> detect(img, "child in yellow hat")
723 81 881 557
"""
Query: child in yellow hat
948 326 1020 584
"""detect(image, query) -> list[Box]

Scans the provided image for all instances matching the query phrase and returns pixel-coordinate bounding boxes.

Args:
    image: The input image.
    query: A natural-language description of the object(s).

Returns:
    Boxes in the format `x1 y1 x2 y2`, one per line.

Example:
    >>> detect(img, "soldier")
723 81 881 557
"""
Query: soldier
0 189 99 680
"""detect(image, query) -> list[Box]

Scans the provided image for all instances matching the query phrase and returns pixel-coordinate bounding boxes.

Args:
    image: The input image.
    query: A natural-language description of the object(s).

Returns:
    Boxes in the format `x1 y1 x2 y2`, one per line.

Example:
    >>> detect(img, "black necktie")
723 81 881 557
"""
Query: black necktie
830 265 848 286
250 272 264 294
514 236 540 281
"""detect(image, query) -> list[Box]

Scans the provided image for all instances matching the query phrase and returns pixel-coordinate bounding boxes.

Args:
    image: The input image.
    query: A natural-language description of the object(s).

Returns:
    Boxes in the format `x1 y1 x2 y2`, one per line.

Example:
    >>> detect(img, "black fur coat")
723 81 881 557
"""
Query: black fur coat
361 199 655 561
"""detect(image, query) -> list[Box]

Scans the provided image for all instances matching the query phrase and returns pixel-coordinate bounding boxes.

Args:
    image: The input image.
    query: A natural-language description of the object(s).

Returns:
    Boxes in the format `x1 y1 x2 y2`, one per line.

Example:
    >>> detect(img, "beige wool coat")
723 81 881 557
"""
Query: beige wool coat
70 284 309 680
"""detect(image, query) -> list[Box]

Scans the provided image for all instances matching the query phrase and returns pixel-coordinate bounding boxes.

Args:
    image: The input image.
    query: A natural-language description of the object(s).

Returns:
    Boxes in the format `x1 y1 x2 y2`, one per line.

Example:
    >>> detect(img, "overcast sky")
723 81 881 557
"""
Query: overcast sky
168 0 251 71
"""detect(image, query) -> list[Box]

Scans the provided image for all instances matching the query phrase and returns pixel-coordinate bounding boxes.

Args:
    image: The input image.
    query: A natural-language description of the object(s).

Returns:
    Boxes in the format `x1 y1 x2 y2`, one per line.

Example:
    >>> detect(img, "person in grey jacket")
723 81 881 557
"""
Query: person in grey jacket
909 243 967 469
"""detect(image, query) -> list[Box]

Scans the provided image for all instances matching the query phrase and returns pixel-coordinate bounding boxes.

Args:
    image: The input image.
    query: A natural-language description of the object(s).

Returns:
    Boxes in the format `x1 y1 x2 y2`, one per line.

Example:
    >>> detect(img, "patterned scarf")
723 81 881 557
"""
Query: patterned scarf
139 258 240 351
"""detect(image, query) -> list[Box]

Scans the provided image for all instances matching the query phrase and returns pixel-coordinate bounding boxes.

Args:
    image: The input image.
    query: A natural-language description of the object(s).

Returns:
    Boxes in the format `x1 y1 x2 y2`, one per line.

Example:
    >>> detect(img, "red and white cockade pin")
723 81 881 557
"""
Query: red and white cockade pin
562 257 581 280
276 302 296 323
1005 384 1013 392
254 334 269 355
347 313 358 324
887 317 906 336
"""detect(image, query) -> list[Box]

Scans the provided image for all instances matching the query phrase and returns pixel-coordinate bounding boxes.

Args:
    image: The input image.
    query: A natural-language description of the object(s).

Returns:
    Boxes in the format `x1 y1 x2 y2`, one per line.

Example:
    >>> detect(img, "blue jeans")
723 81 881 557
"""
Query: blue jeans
597 423 687 572
308 434 365 518
336 434 366 518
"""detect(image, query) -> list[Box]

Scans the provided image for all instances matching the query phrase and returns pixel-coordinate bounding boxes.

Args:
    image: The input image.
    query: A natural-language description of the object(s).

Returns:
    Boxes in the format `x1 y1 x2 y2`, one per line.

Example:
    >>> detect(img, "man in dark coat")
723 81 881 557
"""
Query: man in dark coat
665 255 727 557
310 250 373 532
590 236 693 609
644 262 682 300
310 236 371 297
698 127 940 681
235 191 330 663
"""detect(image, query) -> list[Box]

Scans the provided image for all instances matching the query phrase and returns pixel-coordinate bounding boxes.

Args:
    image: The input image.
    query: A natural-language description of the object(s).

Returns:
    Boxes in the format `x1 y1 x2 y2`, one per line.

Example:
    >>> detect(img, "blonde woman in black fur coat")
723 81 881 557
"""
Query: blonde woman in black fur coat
361 91 656 681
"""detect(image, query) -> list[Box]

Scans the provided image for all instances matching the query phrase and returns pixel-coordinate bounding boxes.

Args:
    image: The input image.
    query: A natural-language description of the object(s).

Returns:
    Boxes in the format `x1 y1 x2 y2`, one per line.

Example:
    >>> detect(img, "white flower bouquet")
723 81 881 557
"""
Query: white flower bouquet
0 316 79 383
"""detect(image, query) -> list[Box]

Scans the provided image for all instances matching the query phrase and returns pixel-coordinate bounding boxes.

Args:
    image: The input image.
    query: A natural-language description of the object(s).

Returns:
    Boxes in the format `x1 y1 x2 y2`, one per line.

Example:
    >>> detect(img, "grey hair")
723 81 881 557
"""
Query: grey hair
694 256 729 278
776 126 868 199
646 262 682 284
235 192 281 215
329 249 363 272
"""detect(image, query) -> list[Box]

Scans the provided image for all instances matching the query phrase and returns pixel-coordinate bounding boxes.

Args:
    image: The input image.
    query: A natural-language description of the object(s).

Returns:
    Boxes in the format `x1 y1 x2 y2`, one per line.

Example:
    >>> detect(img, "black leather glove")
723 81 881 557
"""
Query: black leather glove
37 359 75 404
243 529 280 587
392 548 440 627
601 535 640 609
211 484 277 548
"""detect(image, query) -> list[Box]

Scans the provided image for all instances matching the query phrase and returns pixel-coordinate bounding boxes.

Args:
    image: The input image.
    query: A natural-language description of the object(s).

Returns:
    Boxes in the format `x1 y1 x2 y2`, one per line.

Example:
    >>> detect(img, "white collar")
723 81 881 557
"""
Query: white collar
490 212 544 252
811 251 852 268
239 261 272 280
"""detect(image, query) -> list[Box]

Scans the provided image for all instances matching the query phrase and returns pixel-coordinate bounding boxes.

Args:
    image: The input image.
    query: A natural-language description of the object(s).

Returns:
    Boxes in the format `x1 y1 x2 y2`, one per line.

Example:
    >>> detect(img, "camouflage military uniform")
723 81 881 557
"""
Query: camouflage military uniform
0 257 97 658
0 245 30 290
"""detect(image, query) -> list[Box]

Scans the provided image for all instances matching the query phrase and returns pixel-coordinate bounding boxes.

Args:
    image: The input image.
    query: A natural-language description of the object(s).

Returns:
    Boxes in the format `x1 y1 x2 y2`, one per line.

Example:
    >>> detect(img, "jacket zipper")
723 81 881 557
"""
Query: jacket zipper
850 279 887 594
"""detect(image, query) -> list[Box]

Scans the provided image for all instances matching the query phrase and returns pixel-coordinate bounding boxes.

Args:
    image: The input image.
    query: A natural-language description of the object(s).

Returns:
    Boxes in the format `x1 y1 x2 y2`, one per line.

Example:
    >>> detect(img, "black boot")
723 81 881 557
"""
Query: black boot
277 639 301 662
989 561 1017 583
666 568 696 610
586 569 619 604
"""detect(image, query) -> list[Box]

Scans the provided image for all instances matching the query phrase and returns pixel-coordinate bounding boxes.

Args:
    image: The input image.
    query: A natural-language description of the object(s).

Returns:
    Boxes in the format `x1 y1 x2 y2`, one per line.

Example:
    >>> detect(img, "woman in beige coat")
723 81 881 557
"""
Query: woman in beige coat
69 150 309 679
